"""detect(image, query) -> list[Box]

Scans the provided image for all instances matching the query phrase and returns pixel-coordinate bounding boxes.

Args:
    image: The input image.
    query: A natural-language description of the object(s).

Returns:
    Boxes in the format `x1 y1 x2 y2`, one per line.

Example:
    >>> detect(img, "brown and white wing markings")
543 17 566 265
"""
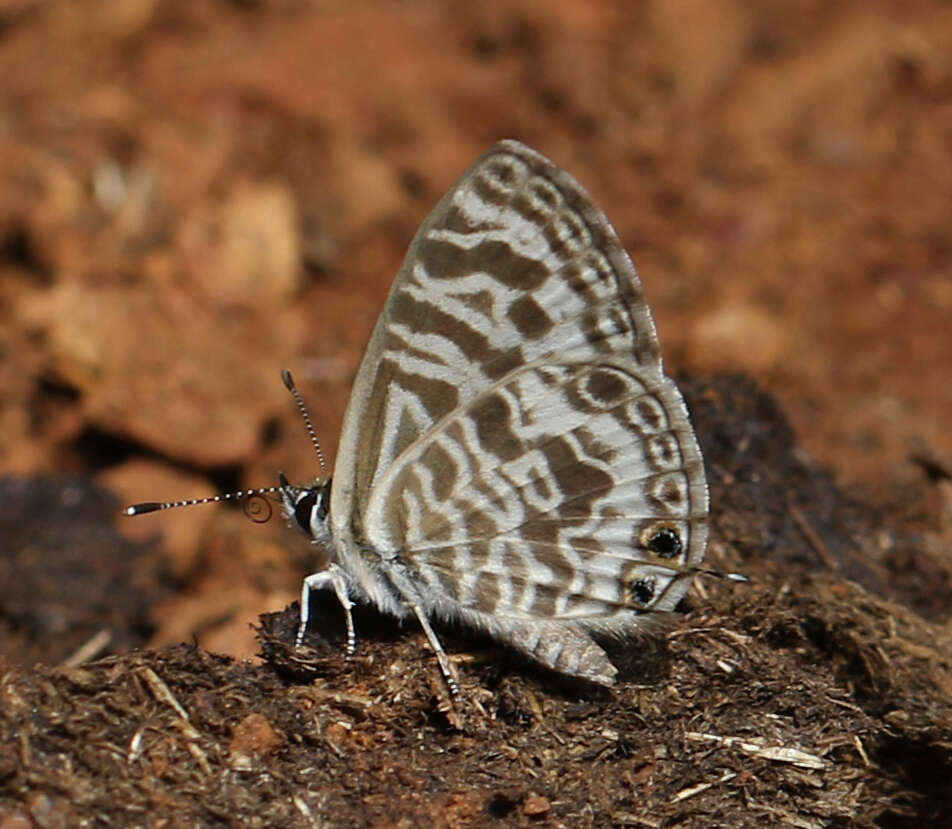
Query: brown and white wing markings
365 358 706 622
328 140 707 680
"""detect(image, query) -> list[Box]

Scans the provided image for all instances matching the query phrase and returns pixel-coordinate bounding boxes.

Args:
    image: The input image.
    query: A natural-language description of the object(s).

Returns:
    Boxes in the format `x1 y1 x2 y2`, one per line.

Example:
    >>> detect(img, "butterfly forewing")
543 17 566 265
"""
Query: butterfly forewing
331 141 708 633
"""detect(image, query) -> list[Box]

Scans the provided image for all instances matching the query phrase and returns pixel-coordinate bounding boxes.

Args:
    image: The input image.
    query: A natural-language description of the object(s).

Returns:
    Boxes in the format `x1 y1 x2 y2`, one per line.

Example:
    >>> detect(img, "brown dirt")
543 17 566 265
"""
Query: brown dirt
1 1 951 826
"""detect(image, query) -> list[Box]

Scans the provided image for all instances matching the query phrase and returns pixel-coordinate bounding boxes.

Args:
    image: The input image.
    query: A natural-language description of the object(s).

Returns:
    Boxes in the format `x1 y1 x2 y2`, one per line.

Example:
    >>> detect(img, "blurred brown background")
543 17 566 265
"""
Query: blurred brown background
1 0 949 661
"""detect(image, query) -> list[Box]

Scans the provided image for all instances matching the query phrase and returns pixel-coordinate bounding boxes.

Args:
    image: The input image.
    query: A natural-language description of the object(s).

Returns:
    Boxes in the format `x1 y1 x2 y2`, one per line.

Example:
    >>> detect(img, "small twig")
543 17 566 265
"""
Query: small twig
789 503 839 571
303 686 374 710
685 731 827 770
139 666 191 722
671 771 737 802
62 629 112 666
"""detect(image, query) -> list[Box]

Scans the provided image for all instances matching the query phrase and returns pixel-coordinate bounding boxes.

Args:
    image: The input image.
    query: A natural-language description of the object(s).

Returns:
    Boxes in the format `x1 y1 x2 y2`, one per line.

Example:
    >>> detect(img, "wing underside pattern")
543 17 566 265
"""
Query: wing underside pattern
327 140 708 650
365 360 707 619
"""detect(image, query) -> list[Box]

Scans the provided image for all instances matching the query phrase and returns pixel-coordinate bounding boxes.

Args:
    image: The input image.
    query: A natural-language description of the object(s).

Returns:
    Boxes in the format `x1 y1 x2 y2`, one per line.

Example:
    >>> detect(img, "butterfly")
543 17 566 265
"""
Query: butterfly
129 141 712 695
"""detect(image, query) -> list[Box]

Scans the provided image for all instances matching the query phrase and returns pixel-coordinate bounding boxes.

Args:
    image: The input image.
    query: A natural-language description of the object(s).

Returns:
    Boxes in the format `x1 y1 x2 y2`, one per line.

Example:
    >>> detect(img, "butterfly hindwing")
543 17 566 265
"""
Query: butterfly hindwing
363 359 707 624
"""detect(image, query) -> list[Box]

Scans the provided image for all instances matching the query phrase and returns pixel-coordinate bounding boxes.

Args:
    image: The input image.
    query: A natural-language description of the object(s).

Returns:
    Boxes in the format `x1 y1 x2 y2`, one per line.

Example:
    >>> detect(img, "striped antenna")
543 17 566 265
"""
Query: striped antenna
125 369 326 519
281 369 327 476
125 486 284 517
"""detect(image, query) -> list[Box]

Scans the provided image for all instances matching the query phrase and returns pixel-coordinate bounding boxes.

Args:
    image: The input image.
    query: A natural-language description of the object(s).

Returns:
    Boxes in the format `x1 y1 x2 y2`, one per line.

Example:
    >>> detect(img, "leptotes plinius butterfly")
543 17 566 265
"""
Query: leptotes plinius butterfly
129 141 710 694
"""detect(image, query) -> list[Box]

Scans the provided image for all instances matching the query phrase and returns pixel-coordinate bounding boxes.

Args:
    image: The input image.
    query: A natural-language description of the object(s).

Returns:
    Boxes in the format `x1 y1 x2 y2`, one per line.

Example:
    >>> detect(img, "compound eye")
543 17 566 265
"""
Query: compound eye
293 491 318 532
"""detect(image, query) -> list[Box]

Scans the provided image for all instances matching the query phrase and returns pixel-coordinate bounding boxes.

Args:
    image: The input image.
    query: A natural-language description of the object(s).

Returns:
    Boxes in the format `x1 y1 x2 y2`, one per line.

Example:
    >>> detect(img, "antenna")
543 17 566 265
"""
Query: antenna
126 370 328 520
125 485 284 517
281 369 328 477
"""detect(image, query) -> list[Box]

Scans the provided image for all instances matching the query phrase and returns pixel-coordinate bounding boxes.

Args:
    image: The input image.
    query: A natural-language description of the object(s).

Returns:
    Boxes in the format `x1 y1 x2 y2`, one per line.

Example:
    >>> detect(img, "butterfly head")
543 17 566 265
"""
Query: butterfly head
274 369 334 542
278 472 332 541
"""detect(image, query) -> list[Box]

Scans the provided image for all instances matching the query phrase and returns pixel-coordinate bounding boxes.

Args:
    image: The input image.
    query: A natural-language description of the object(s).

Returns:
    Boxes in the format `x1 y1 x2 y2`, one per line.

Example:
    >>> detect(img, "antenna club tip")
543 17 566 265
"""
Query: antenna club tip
281 369 295 390
125 502 163 516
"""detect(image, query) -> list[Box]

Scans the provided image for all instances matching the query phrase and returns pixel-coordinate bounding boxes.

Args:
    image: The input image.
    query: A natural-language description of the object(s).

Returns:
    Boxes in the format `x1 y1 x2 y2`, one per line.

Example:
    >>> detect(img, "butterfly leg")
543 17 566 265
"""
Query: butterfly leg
384 568 460 695
408 602 461 697
296 564 356 656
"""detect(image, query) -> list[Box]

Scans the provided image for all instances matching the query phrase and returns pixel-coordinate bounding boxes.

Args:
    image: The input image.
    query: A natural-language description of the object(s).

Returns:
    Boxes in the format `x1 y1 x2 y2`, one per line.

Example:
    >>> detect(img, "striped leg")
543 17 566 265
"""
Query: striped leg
387 568 461 696
297 564 356 656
